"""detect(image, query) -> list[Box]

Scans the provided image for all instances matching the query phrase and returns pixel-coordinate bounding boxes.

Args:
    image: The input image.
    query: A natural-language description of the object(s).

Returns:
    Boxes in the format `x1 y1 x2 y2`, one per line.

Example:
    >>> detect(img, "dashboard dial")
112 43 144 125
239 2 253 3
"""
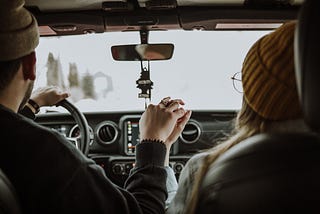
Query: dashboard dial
69 125 94 146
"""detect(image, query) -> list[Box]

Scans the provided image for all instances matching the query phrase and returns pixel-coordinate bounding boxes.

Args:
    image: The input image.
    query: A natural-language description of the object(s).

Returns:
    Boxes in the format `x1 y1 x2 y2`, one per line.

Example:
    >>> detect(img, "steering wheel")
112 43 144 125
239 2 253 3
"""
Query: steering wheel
56 99 90 156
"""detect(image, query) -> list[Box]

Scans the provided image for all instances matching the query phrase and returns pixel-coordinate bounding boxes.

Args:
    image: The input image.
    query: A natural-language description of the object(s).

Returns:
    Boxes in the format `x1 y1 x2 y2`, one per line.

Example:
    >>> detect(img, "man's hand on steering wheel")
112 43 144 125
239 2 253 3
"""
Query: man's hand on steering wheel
30 86 70 107
29 86 90 156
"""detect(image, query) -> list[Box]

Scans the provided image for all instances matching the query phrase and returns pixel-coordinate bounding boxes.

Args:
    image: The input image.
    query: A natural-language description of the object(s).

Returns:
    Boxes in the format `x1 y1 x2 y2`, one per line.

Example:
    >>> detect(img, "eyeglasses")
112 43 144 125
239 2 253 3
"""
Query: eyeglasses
231 72 243 93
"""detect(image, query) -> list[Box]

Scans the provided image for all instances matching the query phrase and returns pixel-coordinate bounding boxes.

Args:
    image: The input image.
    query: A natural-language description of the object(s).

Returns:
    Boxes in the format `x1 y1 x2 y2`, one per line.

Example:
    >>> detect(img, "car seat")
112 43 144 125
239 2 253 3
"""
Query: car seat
196 0 320 213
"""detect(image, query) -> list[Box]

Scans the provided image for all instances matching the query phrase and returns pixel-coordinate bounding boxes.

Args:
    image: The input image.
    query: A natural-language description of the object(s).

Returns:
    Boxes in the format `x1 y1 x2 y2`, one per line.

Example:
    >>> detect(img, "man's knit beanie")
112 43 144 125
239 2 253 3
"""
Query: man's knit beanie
0 0 39 61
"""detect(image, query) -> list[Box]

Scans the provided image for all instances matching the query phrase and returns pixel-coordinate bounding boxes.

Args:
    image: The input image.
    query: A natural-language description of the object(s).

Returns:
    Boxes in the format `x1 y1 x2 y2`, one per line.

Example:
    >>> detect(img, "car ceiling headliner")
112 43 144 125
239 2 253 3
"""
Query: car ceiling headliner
25 0 304 12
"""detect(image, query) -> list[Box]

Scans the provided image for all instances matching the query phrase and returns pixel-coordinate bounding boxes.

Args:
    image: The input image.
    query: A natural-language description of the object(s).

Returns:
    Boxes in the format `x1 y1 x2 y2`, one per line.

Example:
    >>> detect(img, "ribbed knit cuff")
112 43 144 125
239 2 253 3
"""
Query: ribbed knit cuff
135 141 167 168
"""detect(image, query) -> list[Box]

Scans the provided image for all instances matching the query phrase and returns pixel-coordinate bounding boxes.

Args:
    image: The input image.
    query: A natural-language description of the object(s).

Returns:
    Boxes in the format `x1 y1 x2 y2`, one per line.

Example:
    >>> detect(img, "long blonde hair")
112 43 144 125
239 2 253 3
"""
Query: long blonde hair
185 99 273 214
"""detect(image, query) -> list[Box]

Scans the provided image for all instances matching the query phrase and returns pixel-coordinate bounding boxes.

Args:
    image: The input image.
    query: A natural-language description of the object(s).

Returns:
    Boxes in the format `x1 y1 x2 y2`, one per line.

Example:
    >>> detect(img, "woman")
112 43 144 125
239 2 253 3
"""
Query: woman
159 22 307 213
168 22 307 213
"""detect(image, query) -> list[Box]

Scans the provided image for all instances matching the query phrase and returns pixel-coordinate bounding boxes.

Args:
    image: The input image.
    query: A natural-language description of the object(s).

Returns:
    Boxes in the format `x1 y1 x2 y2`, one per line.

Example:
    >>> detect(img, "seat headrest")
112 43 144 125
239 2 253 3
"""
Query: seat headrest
197 133 320 214
295 0 320 132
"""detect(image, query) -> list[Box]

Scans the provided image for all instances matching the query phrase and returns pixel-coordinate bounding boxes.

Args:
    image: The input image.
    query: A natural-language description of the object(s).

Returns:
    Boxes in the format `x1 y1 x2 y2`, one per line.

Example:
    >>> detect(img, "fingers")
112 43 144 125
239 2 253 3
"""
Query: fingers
158 97 187 119
54 91 70 105
159 96 170 107
178 110 192 128
173 108 187 119
165 110 192 145
59 92 70 99
159 97 185 108
167 99 185 112
168 99 185 106
31 86 71 107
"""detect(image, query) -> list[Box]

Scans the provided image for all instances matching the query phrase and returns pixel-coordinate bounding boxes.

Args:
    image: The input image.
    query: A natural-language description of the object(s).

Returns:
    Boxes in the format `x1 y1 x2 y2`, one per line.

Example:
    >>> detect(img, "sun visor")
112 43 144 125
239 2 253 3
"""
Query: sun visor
38 26 57 36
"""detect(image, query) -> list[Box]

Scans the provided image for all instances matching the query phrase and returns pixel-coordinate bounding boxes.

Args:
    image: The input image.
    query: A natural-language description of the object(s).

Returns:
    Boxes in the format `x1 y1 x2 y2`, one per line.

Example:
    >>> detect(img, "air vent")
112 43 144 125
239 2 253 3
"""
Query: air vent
180 120 201 144
96 121 119 145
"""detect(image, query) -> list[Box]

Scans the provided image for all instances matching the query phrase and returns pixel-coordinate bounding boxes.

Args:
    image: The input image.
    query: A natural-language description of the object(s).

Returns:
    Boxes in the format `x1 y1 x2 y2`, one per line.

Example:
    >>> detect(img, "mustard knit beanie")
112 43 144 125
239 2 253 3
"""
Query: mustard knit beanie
242 22 301 121
0 0 39 61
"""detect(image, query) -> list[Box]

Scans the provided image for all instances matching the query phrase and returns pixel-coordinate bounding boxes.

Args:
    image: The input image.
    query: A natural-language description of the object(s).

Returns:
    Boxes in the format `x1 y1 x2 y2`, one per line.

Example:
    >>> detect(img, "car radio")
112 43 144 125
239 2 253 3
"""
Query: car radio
120 115 141 155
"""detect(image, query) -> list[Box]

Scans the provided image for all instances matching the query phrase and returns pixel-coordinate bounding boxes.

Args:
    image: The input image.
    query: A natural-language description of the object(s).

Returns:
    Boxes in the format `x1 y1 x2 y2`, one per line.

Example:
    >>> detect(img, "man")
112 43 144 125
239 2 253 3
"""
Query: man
0 0 190 213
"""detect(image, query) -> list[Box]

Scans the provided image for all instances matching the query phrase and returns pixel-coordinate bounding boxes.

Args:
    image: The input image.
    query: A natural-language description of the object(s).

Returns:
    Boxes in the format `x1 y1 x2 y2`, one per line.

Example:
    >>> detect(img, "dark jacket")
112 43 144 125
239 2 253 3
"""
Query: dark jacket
0 105 167 213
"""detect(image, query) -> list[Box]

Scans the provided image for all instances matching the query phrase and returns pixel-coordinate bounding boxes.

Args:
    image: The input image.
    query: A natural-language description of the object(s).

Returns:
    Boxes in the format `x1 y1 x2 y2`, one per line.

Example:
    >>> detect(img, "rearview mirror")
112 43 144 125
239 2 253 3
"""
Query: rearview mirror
111 44 174 61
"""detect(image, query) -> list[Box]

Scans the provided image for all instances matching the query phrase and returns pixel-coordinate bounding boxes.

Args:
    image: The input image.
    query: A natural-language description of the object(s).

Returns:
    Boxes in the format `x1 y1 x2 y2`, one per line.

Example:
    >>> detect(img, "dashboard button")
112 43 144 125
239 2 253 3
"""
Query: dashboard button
173 163 184 173
112 163 124 175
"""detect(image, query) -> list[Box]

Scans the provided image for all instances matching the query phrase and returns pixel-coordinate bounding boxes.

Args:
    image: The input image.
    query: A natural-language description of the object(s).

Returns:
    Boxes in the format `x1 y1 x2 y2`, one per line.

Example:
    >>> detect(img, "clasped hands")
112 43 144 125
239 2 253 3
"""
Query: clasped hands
139 97 192 150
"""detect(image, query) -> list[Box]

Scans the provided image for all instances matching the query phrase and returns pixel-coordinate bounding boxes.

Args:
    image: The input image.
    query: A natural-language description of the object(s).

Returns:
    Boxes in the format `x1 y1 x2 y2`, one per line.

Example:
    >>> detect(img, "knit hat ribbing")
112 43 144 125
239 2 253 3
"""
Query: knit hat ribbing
242 22 301 121
0 0 39 61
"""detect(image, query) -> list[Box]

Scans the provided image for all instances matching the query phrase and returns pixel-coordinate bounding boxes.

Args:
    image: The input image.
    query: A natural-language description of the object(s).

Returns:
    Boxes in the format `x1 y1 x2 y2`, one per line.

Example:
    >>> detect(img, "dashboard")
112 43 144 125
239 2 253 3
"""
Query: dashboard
35 111 236 186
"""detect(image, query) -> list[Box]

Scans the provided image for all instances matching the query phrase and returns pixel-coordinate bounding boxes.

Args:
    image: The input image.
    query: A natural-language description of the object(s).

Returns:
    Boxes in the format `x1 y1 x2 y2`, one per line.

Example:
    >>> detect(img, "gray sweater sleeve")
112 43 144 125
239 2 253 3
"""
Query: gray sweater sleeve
166 153 208 214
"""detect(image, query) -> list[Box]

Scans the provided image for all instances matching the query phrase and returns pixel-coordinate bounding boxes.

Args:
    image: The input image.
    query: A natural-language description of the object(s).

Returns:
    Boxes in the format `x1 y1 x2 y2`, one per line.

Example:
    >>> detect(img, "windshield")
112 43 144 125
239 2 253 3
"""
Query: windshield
35 30 270 113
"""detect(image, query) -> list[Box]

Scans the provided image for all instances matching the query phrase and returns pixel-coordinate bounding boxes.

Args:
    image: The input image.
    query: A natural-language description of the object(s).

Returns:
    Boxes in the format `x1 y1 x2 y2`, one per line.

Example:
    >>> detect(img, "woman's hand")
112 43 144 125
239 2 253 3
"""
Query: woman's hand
165 109 192 146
